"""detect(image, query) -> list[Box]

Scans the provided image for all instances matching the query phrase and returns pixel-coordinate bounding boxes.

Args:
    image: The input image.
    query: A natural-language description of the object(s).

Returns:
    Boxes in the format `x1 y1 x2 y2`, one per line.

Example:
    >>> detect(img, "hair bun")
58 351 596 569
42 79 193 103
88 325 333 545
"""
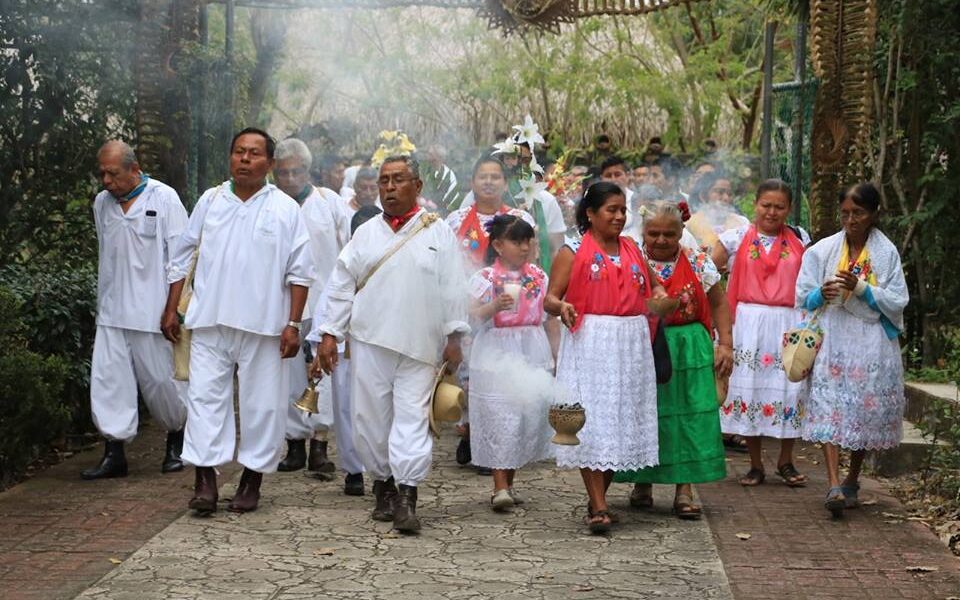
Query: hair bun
677 201 691 222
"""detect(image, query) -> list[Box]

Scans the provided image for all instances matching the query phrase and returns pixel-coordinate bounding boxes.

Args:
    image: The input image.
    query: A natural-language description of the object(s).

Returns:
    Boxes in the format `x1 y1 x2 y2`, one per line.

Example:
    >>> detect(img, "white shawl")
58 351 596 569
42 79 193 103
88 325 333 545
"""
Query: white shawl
796 228 909 337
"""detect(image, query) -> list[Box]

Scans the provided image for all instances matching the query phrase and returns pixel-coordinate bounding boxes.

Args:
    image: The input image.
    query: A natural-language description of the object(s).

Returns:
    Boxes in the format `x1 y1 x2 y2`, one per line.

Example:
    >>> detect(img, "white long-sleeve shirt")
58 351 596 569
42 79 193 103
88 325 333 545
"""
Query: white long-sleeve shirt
94 178 189 333
167 181 314 337
318 209 470 365
300 186 350 315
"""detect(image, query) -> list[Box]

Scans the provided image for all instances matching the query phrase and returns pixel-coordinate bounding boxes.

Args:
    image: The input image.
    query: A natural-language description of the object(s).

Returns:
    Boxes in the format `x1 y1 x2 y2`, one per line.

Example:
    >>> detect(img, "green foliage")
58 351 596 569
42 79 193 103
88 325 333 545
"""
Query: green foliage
914 396 960 510
0 286 70 487
0 261 98 431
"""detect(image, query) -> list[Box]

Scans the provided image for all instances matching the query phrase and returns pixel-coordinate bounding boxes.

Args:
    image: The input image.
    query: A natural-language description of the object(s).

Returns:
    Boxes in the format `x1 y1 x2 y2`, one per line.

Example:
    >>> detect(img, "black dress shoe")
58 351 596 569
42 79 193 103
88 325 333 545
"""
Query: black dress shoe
455 438 471 466
344 472 365 496
81 440 128 480
161 430 185 473
277 439 306 472
308 439 336 473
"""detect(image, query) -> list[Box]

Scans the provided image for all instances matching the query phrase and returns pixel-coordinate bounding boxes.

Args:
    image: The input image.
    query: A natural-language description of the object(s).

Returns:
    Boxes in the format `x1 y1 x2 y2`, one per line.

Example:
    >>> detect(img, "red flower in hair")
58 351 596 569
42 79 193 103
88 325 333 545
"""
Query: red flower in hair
677 201 691 222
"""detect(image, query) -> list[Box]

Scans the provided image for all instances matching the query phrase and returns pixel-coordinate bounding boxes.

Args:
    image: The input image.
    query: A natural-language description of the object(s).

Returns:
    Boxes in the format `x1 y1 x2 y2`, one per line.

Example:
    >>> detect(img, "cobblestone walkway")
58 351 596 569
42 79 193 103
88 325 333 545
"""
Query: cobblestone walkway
74 433 733 600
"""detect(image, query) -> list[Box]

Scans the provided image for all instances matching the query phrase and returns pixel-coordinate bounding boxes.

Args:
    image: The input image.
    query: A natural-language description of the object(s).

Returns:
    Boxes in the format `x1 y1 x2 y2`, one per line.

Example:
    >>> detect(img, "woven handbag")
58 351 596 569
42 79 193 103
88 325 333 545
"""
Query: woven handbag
781 308 825 383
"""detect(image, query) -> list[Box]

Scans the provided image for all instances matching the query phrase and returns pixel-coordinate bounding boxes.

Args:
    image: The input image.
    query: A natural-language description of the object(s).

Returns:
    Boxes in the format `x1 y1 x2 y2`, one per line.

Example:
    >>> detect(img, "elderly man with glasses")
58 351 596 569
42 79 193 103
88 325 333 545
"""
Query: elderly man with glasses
313 155 469 533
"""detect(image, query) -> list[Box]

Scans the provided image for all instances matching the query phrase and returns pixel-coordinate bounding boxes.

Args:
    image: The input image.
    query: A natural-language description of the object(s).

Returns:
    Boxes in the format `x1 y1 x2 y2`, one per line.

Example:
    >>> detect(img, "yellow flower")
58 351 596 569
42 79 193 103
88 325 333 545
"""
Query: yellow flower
371 145 389 167
379 130 398 142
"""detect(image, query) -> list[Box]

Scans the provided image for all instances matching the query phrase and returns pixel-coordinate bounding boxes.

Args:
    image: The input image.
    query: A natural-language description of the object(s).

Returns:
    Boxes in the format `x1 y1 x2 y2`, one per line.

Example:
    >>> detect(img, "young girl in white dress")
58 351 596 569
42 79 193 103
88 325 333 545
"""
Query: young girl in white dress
467 214 555 511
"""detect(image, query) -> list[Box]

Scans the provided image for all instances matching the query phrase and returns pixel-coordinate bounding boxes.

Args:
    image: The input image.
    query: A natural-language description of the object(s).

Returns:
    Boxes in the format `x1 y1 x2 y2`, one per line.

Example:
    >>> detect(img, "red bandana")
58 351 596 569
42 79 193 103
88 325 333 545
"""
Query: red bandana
384 205 421 232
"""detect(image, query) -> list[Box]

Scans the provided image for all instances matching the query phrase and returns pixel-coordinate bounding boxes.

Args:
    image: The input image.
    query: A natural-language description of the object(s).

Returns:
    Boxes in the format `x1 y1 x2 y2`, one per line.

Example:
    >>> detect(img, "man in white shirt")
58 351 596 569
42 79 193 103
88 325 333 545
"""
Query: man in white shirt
162 128 315 514
83 141 189 480
273 138 367 495
315 155 469 533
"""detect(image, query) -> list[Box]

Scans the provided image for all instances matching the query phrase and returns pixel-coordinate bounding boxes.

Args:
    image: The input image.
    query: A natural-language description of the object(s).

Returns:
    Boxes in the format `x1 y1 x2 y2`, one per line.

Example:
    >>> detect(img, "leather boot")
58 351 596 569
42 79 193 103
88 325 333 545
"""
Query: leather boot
161 430 185 473
227 468 263 513
307 439 336 473
188 466 218 514
371 477 397 521
393 484 420 533
81 440 128 480
277 439 306 472
344 472 365 496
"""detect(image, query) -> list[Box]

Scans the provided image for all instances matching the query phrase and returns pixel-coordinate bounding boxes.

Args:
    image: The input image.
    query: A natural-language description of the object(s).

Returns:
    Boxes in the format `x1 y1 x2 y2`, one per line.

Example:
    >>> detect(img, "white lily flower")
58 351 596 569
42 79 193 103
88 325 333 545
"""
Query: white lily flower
492 137 519 156
512 114 545 147
528 152 544 175
514 174 548 209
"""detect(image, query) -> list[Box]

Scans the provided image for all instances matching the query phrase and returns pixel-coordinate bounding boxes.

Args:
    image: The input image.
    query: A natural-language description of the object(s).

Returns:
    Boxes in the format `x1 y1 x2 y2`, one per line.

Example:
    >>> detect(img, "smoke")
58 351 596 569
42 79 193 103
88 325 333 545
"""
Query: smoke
468 339 569 409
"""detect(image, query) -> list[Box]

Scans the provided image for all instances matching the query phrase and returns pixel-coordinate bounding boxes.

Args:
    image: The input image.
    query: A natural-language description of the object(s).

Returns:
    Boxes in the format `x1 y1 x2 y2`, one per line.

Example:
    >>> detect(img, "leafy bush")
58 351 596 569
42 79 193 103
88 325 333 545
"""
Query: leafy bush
0 286 71 487
0 260 97 431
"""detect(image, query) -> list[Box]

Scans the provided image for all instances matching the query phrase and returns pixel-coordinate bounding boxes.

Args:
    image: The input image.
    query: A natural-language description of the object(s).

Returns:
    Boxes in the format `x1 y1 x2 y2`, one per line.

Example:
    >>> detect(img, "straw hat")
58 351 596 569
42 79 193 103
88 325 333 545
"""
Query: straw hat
429 361 465 437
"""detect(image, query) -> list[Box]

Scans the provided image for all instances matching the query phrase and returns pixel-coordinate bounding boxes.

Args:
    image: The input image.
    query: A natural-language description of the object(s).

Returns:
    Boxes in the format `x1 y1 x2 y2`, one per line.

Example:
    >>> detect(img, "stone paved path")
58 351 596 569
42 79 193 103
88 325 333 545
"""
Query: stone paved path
4 429 960 599
73 432 733 600
699 441 960 600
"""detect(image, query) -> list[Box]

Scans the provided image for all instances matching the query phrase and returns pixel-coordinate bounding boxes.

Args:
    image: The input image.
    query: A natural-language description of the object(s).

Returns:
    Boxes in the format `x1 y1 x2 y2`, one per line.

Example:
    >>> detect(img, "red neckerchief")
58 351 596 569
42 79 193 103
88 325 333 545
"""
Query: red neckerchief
384 205 420 232
726 224 804 319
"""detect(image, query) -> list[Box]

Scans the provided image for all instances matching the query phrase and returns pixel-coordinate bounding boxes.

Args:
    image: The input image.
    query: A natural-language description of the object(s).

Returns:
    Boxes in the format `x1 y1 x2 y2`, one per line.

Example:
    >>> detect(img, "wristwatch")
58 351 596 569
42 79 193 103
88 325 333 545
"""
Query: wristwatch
286 320 302 332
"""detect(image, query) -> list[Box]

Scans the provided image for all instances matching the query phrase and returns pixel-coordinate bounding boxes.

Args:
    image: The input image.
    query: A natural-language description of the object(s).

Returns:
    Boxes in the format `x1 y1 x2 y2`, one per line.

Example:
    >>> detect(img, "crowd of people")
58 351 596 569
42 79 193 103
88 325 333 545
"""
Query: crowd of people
84 119 908 535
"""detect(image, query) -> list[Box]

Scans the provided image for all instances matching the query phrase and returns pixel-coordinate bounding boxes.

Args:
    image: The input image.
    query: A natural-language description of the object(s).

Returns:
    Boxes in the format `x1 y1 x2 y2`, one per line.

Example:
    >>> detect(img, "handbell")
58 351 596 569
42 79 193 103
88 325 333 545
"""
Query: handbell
294 379 320 414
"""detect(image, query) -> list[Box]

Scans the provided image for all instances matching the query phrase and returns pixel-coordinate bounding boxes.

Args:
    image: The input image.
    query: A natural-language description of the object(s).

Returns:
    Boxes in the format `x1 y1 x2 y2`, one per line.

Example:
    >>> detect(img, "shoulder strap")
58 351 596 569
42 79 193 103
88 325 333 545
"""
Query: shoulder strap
356 212 439 293
177 186 223 315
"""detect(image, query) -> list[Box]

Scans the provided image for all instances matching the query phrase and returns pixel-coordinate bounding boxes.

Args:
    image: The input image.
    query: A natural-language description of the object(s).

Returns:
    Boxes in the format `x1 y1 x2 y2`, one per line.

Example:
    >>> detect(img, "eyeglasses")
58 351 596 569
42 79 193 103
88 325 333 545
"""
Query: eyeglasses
377 175 417 186
839 209 871 221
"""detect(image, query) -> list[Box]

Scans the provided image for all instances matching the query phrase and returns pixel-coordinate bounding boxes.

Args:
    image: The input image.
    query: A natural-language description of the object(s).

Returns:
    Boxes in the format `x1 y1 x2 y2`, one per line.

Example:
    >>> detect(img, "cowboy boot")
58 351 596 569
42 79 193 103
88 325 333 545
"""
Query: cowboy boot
344 472 365 496
160 430 185 473
371 477 397 521
393 484 420 533
81 440 128 480
307 439 336 473
188 466 218 514
277 439 306 472
227 468 263 513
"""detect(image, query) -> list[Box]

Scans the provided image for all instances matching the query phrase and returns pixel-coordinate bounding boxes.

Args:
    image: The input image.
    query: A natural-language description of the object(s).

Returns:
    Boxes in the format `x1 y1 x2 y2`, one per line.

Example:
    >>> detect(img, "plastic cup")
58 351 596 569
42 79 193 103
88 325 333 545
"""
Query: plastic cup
503 282 521 312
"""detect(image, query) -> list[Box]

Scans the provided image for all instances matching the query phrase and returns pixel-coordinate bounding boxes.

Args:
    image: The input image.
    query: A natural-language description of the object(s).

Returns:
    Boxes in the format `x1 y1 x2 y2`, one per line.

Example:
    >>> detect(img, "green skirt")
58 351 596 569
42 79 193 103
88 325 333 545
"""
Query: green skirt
614 322 726 484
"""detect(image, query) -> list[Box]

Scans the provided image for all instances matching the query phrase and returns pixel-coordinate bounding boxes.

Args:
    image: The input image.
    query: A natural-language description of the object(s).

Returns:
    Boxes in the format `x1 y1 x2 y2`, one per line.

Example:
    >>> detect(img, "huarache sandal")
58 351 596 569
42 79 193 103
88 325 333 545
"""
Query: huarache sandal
723 434 749 453
585 509 612 534
738 467 765 486
776 463 808 487
825 486 846 518
588 502 620 523
673 493 703 520
841 482 860 508
629 483 654 509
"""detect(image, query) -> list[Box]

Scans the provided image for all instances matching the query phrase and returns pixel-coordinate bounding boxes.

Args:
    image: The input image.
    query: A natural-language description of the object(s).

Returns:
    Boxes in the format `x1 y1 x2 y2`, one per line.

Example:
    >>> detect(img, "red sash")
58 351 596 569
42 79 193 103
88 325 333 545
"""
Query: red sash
726 224 804 319
656 250 713 332
456 205 506 267
565 231 650 332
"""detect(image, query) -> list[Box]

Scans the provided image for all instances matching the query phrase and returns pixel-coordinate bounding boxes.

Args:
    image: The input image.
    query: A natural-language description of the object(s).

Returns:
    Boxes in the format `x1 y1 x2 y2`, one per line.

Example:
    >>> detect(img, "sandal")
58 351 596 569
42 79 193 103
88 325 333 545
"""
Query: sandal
825 486 845 518
588 502 620 523
723 434 749 453
629 483 654 509
738 467 766 486
841 482 860 508
673 493 702 520
585 509 612 534
776 463 808 487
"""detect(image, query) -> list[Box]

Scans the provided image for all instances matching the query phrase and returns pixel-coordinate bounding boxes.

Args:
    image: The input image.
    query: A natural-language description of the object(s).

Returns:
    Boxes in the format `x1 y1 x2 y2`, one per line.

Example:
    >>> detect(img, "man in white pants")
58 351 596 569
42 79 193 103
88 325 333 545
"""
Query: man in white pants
316 156 469 533
84 140 189 480
272 138 348 478
162 128 314 514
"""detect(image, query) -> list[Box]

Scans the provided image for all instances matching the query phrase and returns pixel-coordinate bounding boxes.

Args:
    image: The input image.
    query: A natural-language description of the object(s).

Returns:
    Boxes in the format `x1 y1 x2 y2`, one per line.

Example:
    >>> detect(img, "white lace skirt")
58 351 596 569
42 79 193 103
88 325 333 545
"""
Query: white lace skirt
554 314 659 471
801 308 904 450
468 325 555 469
720 303 805 439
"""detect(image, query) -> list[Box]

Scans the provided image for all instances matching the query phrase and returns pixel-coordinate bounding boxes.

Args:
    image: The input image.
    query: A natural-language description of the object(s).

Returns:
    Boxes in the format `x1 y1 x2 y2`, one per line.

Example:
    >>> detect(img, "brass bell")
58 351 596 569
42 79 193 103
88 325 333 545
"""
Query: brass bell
294 379 320 414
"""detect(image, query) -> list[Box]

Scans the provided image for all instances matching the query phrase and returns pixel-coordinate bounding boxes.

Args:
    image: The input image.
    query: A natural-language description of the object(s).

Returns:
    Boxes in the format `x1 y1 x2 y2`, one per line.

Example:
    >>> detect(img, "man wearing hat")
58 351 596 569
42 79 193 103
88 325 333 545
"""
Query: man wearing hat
315 155 469 533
